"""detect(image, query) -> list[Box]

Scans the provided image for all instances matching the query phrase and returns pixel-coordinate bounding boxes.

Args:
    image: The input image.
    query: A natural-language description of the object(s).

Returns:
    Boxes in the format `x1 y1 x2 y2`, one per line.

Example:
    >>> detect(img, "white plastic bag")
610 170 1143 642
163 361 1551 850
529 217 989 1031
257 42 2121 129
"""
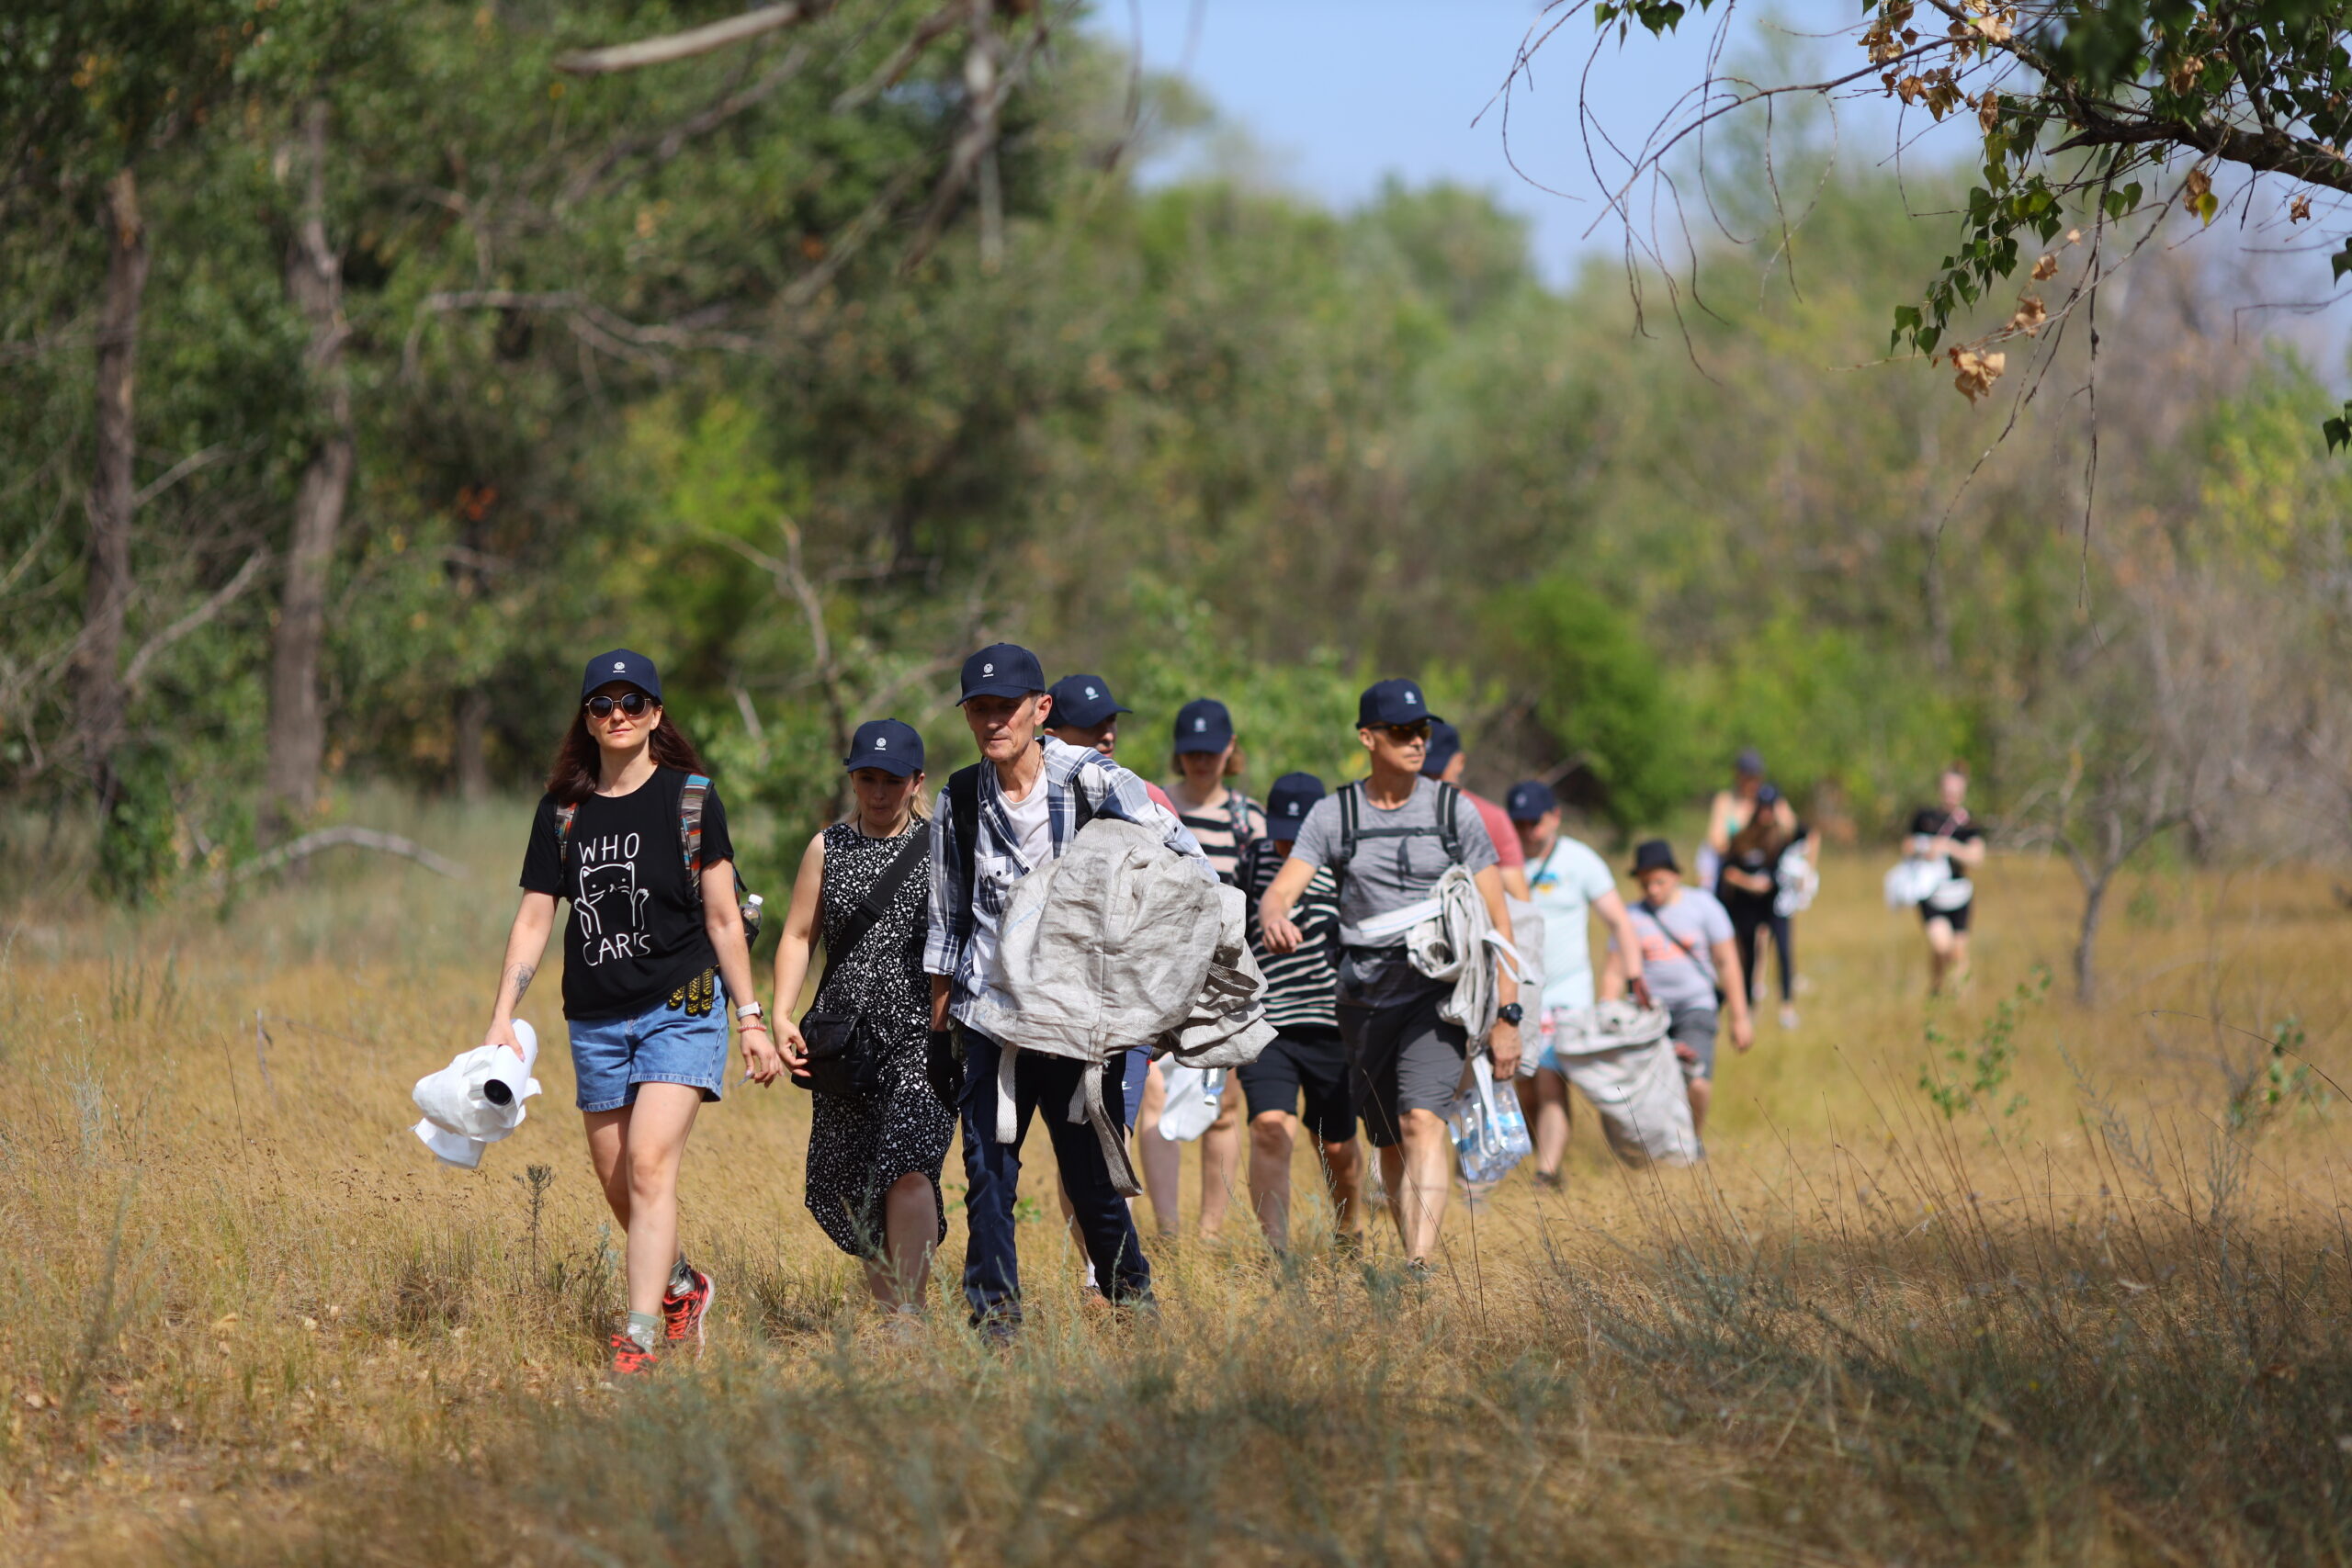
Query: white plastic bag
1155 1063 1225 1142
413 1020 542 1169
1774 847 1819 917
1883 856 1948 909
1447 1054 1532 1185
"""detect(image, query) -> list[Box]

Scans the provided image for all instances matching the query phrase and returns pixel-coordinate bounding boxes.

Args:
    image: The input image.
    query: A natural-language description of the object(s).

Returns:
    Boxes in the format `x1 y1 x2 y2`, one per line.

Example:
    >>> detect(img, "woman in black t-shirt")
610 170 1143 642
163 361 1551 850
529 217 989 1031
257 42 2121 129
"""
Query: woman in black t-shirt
1907 764 1987 995
486 649 780 1378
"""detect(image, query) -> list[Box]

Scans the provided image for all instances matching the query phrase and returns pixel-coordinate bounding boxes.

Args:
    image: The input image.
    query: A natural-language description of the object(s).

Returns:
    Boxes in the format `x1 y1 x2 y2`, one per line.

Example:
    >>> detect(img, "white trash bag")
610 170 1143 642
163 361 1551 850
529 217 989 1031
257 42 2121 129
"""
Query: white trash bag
1883 856 1948 909
413 1019 543 1170
1155 1063 1226 1142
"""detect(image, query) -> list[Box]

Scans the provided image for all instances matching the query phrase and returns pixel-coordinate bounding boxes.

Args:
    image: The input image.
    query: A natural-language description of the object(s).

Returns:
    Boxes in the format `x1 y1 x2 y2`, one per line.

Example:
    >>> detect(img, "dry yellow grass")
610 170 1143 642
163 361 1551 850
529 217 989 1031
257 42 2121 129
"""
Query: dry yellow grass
5 800 2348 1565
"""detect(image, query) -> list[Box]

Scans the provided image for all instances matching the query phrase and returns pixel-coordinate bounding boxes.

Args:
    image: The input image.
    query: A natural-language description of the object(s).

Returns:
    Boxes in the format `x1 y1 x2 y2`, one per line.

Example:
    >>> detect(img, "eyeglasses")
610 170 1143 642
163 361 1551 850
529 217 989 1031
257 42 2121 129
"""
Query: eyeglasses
585 691 652 720
1378 722 1431 743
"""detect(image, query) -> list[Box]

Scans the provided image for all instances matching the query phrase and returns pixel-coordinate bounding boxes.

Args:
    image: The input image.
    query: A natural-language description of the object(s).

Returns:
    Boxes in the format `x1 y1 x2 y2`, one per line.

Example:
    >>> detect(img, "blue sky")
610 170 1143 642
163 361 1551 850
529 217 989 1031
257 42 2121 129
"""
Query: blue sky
1080 0 1924 283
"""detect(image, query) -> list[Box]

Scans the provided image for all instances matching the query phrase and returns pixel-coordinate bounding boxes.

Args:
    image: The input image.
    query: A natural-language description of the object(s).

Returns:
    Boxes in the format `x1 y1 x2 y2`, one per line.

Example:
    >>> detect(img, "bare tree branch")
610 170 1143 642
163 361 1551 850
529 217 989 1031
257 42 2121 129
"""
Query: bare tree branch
232 826 467 881
555 4 826 77
120 549 269 695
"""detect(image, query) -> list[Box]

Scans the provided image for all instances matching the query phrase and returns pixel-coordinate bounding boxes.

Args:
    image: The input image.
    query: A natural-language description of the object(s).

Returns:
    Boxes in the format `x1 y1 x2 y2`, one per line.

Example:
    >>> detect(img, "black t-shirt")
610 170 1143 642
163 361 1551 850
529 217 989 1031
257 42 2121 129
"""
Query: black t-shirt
1909 807 1984 880
518 767 733 1021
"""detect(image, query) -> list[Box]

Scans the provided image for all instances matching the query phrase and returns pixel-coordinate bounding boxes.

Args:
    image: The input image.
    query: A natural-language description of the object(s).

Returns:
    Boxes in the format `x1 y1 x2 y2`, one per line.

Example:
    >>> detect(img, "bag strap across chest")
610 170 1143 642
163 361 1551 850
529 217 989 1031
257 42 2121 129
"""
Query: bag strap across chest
823 823 932 976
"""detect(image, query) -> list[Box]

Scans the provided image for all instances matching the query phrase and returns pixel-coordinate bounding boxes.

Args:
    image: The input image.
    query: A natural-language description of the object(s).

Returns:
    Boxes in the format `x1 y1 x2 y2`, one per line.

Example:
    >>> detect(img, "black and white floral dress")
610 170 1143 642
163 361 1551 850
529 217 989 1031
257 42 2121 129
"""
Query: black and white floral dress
804 818 953 1258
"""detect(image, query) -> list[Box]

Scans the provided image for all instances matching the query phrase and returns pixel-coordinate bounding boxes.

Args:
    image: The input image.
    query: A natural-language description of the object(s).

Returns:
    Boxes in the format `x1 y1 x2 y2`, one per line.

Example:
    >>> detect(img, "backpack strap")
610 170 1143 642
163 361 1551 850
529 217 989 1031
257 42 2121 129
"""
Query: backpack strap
554 800 579 874
948 763 982 908
1330 780 1362 897
1435 782 1464 864
678 773 711 903
1070 756 1098 833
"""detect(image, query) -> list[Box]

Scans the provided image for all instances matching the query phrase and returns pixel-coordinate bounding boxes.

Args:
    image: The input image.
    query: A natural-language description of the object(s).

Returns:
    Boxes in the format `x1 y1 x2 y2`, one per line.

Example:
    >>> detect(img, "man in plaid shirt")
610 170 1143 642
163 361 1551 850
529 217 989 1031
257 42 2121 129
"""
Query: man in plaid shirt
926 642 1209 1333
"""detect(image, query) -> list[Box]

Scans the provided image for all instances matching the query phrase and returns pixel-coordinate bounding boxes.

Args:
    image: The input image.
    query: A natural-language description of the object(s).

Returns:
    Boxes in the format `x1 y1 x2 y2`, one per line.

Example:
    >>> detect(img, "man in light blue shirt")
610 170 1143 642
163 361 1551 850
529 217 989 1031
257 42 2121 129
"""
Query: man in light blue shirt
1506 782 1658 1182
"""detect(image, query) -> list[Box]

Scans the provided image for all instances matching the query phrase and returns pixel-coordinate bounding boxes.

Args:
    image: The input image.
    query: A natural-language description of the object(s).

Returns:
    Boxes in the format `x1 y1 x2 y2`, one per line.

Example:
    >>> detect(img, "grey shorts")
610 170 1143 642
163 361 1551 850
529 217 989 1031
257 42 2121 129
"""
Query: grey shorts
1336 983 1467 1149
1668 1004 1719 1082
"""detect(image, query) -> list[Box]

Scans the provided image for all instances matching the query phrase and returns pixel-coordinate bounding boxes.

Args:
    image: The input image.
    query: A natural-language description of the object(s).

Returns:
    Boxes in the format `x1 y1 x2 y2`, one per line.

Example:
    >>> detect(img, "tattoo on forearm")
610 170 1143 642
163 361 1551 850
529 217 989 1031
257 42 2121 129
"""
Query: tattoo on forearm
510 963 535 1003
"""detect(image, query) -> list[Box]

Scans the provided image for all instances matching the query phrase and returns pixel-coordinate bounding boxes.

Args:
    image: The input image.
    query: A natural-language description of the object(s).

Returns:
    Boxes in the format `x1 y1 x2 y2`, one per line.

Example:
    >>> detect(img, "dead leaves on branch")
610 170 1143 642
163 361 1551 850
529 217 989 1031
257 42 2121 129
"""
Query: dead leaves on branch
1949 346 2007 403
1940 230 2084 407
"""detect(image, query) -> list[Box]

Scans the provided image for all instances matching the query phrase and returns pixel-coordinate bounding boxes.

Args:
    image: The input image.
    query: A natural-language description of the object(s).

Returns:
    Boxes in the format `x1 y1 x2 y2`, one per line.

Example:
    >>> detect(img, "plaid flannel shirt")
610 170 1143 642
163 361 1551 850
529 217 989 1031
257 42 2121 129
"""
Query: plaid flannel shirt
925 736 1210 1026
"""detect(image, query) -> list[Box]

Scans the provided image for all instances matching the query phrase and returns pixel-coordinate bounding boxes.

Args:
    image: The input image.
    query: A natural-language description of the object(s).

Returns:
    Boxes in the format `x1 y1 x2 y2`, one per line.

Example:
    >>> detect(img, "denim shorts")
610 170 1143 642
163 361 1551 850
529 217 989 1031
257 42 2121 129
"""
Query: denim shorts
567 977 729 1113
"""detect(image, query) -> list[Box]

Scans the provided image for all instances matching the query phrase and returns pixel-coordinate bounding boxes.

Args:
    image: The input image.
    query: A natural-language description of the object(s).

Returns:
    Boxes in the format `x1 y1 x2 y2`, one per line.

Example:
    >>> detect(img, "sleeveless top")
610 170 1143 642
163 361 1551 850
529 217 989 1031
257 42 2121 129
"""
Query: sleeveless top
812 819 933 1048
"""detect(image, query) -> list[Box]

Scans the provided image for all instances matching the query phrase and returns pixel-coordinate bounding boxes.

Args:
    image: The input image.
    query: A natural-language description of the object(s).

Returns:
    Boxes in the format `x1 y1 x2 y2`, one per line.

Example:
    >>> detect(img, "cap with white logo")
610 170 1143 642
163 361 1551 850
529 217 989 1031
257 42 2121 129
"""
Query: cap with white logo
1173 697 1235 755
958 643 1045 705
845 717 924 777
1357 678 1443 728
1046 673 1131 729
581 648 662 703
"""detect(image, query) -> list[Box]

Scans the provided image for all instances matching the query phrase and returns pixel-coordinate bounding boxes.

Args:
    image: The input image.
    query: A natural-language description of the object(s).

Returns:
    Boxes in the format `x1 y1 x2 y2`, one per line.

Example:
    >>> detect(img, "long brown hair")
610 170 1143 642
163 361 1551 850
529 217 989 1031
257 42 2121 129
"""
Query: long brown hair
1729 803 1791 863
544 703 709 805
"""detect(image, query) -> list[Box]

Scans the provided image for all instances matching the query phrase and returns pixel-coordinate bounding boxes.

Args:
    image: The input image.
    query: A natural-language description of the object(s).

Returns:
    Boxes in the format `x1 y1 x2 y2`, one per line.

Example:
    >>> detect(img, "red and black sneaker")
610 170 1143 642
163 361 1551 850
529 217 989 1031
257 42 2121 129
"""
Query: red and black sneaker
662 1265 715 1349
608 1331 657 1379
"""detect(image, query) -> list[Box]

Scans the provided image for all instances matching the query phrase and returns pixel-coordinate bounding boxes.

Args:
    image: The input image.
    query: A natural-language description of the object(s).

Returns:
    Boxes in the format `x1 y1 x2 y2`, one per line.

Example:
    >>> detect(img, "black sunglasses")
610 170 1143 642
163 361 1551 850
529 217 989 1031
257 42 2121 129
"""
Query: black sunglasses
1378 722 1431 743
585 691 653 720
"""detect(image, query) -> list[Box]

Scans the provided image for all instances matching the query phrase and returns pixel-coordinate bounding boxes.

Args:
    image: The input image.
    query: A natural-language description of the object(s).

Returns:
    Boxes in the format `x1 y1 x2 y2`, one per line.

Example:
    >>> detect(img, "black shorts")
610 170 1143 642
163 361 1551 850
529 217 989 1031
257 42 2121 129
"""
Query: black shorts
1920 899 1973 934
1336 983 1468 1149
1237 1027 1357 1143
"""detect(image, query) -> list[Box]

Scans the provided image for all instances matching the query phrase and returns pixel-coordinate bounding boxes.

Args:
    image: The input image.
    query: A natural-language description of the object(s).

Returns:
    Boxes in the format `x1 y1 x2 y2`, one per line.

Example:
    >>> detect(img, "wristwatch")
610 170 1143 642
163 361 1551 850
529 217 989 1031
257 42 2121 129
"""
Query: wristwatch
735 1002 764 1022
1494 1002 1524 1027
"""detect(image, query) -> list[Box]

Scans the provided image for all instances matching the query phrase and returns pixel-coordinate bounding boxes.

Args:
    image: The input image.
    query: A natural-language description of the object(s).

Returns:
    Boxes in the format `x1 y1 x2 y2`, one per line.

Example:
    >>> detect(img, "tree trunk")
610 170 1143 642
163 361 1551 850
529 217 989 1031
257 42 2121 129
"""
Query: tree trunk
262 102 355 842
73 167 150 812
455 687 492 801
2074 870 2110 1007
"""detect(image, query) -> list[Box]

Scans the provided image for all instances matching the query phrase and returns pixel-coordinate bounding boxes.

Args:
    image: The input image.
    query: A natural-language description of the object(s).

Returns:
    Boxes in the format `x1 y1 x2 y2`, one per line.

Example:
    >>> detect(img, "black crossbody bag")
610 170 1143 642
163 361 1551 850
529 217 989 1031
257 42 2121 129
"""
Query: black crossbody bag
793 823 931 1098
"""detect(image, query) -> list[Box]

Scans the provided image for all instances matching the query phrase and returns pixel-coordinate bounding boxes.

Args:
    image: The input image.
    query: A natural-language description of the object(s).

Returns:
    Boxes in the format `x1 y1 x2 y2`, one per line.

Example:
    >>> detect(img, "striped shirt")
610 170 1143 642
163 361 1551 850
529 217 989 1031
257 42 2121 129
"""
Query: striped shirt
925 737 1210 1028
1171 787 1265 887
1243 840 1340 1032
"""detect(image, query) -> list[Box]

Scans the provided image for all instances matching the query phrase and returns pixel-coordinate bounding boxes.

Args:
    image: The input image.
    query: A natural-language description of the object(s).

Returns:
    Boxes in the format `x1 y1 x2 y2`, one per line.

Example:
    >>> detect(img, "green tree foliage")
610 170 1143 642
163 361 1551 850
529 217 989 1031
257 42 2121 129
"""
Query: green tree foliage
2 4 2348 915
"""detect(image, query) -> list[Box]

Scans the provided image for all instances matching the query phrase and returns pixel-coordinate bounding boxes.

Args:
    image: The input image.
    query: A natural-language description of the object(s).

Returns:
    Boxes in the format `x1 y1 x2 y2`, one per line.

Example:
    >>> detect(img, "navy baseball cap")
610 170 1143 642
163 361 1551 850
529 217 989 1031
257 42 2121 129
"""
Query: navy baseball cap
582 649 662 702
1173 697 1235 754
1357 678 1442 728
1631 839 1680 876
1048 674 1130 730
1419 720 1463 779
845 717 924 777
1265 773 1325 841
958 642 1046 704
1736 747 1766 776
1506 780 1556 821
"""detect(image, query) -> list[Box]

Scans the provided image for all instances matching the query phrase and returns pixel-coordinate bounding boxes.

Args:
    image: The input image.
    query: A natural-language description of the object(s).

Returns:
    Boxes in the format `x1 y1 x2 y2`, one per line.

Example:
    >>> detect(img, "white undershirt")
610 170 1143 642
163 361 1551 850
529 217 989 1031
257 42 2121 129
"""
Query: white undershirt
967 778 1053 988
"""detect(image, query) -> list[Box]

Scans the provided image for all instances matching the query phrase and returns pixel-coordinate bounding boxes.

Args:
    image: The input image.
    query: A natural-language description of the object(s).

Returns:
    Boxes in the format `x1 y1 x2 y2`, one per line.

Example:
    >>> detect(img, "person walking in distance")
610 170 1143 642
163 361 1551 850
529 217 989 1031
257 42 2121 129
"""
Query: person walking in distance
1601 840 1752 1137
1238 773 1365 1254
769 719 952 1325
1505 780 1651 1186
926 644 1213 1334
1160 696 1266 1239
1421 720 1531 900
1909 764 1985 995
488 649 781 1378
1700 748 1779 893
1258 680 1521 1272
1717 783 1812 1030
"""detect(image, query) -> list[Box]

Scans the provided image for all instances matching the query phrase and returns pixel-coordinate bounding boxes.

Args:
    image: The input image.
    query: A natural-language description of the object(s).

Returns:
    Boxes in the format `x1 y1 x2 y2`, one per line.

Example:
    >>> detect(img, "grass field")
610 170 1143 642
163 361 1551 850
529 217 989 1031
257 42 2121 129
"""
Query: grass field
5 797 2349 1565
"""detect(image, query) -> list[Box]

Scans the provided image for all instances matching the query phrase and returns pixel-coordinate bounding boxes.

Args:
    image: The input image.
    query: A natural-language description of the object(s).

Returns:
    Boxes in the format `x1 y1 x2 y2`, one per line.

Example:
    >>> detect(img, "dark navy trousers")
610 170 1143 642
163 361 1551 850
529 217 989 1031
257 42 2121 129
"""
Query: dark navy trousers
957 1026 1151 1324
